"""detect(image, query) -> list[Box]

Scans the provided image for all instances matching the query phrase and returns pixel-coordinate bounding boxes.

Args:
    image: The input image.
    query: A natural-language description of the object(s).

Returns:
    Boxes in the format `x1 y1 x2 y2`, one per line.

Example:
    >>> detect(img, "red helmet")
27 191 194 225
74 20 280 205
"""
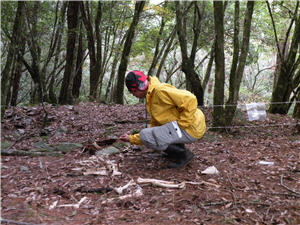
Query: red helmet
125 71 149 92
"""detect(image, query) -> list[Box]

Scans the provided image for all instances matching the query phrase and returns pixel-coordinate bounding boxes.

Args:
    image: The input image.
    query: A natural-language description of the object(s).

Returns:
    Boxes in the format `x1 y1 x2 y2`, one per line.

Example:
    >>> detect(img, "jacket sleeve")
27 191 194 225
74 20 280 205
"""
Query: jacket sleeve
159 87 197 129
129 133 143 145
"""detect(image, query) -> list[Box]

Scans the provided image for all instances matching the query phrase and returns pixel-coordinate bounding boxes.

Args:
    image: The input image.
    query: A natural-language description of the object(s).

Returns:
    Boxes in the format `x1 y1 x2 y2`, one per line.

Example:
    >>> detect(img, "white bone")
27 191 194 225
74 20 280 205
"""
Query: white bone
137 177 185 189
114 179 136 194
58 197 87 209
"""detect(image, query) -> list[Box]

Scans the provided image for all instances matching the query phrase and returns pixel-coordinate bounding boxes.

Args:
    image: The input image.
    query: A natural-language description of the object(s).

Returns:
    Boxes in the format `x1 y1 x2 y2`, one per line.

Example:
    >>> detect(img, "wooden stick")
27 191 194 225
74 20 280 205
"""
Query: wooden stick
280 175 300 196
0 218 41 225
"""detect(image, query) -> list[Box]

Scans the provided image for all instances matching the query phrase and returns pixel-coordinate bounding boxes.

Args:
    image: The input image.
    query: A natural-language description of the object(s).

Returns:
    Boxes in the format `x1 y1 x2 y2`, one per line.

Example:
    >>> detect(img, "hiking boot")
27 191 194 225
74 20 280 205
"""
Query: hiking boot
167 149 194 169
163 144 186 159
164 144 194 168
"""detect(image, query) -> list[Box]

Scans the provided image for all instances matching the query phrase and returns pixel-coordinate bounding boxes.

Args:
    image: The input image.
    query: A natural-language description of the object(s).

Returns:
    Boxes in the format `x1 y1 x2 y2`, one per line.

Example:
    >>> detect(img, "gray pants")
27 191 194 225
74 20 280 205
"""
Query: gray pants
139 121 197 151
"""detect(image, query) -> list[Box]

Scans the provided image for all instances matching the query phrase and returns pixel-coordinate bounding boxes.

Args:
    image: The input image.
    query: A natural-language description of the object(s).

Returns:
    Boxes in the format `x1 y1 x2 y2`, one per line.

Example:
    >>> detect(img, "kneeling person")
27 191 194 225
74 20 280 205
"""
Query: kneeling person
119 71 206 168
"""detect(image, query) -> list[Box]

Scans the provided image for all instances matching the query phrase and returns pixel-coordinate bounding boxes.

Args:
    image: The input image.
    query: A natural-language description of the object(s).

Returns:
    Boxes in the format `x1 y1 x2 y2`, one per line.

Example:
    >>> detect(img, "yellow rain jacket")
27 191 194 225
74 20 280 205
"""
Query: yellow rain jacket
129 76 206 145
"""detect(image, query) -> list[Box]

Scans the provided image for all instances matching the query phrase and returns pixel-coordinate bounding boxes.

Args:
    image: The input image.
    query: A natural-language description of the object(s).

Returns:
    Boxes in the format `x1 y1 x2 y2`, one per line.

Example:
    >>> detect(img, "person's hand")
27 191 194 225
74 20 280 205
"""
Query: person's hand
119 133 130 142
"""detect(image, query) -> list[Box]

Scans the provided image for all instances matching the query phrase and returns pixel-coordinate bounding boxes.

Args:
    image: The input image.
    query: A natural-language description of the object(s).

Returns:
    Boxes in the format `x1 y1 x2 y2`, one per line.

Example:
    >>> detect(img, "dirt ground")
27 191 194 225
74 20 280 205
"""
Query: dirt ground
1 102 300 225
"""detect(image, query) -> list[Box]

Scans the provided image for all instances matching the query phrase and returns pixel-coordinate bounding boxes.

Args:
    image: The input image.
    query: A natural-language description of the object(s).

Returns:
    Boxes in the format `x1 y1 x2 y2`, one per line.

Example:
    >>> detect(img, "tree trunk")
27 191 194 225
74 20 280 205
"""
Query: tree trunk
21 1 49 104
156 27 176 80
48 2 67 104
106 34 126 102
202 46 214 94
269 7 300 114
59 1 80 104
10 50 25 106
72 22 84 99
293 85 300 119
114 1 145 104
212 1 226 128
224 1 254 125
175 1 204 105
1 1 24 115
80 1 103 100
273 39 290 93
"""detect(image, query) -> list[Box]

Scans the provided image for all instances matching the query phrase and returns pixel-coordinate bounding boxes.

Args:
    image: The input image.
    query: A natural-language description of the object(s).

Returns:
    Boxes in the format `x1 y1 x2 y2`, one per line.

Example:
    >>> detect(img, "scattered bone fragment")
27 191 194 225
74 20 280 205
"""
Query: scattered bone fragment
58 197 88 209
102 186 143 204
83 167 108 176
137 177 185 189
114 179 136 194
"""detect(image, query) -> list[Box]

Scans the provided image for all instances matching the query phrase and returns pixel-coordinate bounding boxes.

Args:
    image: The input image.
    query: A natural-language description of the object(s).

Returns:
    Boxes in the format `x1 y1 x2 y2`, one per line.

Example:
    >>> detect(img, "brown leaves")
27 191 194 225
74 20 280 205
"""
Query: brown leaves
1 103 300 225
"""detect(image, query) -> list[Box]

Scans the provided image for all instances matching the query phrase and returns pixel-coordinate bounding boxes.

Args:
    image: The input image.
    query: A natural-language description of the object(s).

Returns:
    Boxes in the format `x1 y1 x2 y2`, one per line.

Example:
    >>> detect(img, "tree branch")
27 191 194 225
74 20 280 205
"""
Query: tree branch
266 1 283 62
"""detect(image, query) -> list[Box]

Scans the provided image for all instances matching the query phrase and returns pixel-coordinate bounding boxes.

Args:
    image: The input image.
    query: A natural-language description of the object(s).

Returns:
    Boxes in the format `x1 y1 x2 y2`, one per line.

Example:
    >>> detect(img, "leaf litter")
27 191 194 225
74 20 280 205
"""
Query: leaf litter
1 102 300 224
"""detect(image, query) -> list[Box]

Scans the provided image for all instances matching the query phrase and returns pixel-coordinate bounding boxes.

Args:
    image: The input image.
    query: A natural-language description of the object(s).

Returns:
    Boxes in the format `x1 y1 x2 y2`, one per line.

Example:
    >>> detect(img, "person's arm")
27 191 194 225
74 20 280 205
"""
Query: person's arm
119 133 142 145
129 133 142 145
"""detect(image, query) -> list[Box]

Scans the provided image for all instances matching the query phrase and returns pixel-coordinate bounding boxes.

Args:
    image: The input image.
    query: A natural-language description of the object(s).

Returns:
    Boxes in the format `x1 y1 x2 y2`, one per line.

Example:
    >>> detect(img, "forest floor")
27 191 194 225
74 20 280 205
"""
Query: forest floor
1 102 300 225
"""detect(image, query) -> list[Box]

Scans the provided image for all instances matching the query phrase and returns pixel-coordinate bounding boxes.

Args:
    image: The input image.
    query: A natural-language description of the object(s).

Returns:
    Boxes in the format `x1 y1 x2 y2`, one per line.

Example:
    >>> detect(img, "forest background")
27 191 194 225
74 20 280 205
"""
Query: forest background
1 0 300 128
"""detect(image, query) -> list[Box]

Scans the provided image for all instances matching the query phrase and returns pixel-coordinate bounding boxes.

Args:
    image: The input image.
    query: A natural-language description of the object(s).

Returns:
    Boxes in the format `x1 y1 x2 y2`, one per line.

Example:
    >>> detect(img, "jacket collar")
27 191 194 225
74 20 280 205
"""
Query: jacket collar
147 76 160 96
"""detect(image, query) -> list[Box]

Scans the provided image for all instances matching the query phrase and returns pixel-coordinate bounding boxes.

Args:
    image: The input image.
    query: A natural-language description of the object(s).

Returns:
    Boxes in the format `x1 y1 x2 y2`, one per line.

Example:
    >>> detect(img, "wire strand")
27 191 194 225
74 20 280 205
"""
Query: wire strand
207 122 300 129
202 101 300 108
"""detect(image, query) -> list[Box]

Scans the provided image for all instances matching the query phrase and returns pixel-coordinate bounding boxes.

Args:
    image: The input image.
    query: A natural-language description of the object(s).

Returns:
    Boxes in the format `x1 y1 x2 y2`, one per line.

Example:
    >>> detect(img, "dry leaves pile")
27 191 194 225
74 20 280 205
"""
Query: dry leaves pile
1 102 300 225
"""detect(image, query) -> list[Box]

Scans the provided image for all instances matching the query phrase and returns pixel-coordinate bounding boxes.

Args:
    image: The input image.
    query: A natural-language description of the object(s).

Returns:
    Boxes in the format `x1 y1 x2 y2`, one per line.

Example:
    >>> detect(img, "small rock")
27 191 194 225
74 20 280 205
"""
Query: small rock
20 166 30 172
96 146 120 156
201 166 219 175
54 142 83 153
58 126 68 133
17 129 25 135
64 105 74 110
54 126 68 137
1 141 12 150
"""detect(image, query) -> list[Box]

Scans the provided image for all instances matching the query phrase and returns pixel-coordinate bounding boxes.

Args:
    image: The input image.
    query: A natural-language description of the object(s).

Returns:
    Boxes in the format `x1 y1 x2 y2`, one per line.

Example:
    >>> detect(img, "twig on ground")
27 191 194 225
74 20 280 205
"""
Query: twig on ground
226 174 237 207
0 218 41 225
203 201 231 207
185 181 221 189
280 175 300 196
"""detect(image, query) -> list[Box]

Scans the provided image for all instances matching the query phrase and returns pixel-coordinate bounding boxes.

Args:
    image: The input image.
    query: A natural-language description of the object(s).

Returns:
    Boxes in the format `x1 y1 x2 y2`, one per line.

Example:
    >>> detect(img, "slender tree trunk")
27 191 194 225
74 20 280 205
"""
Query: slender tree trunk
114 1 145 104
22 1 48 104
147 11 170 77
72 22 84 99
224 1 254 125
6 55 16 106
212 1 226 128
227 1 240 104
273 39 290 93
59 1 80 104
10 50 25 106
48 2 67 104
156 27 176 80
175 1 204 105
80 1 103 100
1 1 24 115
269 13 300 114
202 47 214 94
293 84 300 119
106 35 126 102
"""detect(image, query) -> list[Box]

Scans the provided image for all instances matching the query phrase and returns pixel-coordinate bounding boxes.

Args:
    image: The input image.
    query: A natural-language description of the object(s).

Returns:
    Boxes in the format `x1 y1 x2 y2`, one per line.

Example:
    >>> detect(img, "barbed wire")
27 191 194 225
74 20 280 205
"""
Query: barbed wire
207 122 300 130
202 101 300 108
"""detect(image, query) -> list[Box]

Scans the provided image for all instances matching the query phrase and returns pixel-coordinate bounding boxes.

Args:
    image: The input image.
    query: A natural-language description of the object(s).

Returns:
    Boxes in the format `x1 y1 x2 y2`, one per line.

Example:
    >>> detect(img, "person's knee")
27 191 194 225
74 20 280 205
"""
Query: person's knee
140 128 165 150
139 128 152 145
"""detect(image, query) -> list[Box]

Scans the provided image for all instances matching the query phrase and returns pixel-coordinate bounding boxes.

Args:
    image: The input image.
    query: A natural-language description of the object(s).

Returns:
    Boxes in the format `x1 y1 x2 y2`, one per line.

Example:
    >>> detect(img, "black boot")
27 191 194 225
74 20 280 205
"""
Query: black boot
164 144 194 168
163 144 186 159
